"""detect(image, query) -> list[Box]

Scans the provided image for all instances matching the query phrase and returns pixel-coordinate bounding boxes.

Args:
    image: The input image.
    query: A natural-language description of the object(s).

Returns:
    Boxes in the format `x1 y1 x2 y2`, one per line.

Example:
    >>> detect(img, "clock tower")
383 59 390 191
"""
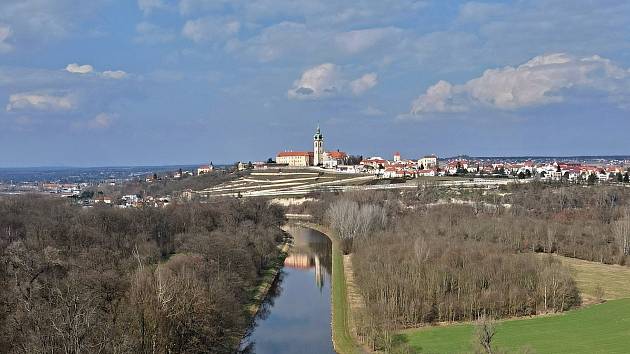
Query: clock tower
313 125 324 166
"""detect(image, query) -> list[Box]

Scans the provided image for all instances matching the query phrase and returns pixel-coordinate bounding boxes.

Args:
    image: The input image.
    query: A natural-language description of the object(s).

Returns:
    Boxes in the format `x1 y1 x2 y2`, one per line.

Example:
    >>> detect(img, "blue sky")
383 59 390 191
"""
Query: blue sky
1 0 629 167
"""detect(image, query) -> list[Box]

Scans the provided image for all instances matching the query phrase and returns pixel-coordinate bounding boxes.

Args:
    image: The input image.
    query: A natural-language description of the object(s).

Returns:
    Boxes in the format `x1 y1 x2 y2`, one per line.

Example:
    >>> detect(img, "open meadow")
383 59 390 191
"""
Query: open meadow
398 255 630 353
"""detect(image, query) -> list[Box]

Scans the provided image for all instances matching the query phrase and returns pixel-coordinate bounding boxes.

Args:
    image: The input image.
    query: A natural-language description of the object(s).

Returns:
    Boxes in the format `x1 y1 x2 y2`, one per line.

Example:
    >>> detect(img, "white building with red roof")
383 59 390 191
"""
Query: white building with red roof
276 151 314 166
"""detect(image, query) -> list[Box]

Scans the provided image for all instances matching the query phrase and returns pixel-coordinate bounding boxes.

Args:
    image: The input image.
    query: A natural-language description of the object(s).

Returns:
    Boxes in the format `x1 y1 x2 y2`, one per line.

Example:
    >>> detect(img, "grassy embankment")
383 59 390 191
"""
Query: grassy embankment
398 254 630 353
295 222 363 354
245 232 292 317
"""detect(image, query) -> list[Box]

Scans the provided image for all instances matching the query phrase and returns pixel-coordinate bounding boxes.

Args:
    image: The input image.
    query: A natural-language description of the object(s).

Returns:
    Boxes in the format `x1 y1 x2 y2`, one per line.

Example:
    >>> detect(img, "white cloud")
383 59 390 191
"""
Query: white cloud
65 63 94 74
102 70 128 79
63 63 127 79
182 17 240 43
335 27 402 55
350 73 378 95
0 0 109 40
6 92 76 111
288 63 342 100
138 0 166 15
0 24 12 53
288 63 378 100
411 80 467 114
410 53 630 116
88 112 113 129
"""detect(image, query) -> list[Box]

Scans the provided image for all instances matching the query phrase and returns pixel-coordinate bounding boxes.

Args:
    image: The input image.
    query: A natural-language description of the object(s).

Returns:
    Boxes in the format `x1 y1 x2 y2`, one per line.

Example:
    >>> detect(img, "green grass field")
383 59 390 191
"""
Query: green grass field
399 298 630 353
399 256 630 353
331 233 362 354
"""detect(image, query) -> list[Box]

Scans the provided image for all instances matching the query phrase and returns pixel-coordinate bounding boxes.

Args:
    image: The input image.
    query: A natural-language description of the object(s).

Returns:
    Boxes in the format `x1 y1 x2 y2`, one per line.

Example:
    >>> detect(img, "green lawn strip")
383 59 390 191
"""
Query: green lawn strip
293 222 363 353
400 298 630 354
331 239 362 354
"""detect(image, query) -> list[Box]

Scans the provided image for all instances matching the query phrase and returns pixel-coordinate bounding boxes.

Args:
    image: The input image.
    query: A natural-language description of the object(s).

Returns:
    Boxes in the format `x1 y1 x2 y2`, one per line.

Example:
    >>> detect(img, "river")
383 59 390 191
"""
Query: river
241 225 336 354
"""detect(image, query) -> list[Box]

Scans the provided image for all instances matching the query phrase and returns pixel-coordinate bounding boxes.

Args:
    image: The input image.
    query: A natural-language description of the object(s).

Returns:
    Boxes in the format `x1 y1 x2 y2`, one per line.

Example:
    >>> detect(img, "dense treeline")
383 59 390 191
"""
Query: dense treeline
311 183 630 351
351 208 580 350
0 195 285 353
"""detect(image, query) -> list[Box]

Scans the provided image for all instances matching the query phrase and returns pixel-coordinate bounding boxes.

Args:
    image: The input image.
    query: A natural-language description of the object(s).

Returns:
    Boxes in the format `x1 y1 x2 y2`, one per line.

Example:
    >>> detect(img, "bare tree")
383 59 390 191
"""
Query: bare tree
613 209 630 258
325 199 386 254
475 315 496 354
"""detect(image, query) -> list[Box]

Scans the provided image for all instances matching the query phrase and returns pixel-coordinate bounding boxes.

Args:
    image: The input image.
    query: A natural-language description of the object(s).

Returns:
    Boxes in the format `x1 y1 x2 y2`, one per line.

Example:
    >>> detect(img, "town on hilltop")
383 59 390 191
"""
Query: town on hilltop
225 125 630 184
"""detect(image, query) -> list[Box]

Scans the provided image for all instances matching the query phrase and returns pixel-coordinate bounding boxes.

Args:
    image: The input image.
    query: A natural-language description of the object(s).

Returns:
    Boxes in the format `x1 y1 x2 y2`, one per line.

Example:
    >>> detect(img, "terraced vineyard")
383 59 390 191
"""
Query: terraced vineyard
196 169 375 197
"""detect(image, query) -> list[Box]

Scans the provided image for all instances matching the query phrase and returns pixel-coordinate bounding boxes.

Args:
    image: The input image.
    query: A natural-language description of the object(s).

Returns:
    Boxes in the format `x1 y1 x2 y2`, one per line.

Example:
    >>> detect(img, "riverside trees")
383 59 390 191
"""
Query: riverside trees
0 195 285 353
325 198 387 254
318 183 630 351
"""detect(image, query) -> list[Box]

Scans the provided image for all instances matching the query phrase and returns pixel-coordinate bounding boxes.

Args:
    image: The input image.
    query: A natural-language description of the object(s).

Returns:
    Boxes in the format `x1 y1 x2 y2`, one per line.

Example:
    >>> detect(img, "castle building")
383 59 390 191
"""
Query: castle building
277 125 344 168
276 151 313 166
313 125 324 166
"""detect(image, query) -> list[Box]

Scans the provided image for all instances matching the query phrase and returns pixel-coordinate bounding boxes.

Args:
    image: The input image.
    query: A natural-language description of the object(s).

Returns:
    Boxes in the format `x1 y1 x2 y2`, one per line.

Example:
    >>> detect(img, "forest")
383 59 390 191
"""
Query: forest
302 182 630 351
0 195 285 353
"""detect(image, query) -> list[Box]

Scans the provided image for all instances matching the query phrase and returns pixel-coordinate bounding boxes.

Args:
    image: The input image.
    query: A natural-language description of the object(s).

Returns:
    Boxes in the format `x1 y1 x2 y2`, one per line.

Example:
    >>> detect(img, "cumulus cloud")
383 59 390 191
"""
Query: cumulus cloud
6 92 76 111
65 63 94 74
102 70 128 79
288 63 378 100
182 17 240 43
410 53 630 116
288 63 342 99
350 73 378 95
88 112 114 129
0 24 12 53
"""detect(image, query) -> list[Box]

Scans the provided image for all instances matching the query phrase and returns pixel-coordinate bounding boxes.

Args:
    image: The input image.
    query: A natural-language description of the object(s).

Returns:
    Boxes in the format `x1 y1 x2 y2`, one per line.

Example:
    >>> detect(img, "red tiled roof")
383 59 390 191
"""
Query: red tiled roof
277 151 313 157
327 151 347 159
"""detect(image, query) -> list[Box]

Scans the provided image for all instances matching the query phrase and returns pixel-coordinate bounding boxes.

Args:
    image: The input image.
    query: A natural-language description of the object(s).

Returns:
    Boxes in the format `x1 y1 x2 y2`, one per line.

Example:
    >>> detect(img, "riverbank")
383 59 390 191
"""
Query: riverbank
245 229 292 317
292 222 365 354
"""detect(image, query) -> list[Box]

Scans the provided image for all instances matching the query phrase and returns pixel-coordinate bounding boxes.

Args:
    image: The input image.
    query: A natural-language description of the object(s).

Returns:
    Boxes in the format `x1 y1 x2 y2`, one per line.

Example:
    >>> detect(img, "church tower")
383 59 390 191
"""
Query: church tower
313 125 324 166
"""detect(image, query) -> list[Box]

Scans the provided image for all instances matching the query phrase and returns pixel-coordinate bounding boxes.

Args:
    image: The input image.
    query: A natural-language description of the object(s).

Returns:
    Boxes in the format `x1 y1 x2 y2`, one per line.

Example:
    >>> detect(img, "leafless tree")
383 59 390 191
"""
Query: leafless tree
476 315 496 354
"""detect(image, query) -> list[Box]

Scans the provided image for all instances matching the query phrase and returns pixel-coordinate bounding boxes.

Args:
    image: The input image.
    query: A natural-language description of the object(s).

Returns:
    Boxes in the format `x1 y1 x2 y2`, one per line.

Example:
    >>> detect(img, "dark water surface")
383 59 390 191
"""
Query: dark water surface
241 226 335 354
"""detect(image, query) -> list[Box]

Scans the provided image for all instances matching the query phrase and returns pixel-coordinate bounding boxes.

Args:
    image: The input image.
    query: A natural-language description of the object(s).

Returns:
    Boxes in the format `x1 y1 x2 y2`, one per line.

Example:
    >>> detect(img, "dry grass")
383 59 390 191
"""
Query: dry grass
549 254 630 301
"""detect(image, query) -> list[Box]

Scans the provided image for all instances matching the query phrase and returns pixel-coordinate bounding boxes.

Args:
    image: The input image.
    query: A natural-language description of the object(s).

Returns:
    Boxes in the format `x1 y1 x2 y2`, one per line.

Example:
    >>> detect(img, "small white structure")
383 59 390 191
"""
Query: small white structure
418 155 438 169
197 163 213 175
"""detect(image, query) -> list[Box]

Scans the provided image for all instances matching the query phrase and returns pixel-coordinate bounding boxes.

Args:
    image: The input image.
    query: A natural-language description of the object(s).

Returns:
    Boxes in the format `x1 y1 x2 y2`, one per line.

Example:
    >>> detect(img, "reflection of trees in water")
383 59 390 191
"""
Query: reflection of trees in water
239 271 286 353
256 271 285 321
288 227 332 275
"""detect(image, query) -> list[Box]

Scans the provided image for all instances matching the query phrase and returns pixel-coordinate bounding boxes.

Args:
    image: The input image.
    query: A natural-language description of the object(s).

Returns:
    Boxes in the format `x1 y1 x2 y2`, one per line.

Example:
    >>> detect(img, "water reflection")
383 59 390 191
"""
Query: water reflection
240 226 335 354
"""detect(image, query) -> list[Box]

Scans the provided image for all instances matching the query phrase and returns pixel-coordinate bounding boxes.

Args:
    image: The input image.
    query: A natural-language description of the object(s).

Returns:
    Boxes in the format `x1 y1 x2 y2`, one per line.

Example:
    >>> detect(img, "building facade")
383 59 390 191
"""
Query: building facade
276 151 314 166
419 155 438 169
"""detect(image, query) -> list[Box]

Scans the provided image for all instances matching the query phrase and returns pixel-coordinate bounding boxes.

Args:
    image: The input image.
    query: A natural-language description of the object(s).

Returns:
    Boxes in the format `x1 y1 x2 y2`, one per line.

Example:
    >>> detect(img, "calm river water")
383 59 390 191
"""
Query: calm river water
241 225 336 354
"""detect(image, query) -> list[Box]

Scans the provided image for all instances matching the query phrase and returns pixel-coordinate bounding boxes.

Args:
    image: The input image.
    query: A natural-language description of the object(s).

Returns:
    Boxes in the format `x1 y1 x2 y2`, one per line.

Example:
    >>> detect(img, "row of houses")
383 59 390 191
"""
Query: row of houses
441 158 630 182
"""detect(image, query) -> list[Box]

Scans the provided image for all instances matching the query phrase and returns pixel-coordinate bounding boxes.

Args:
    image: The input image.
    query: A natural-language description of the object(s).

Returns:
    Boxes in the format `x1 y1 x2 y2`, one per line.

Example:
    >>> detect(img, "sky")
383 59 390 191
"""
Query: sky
1 0 630 167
